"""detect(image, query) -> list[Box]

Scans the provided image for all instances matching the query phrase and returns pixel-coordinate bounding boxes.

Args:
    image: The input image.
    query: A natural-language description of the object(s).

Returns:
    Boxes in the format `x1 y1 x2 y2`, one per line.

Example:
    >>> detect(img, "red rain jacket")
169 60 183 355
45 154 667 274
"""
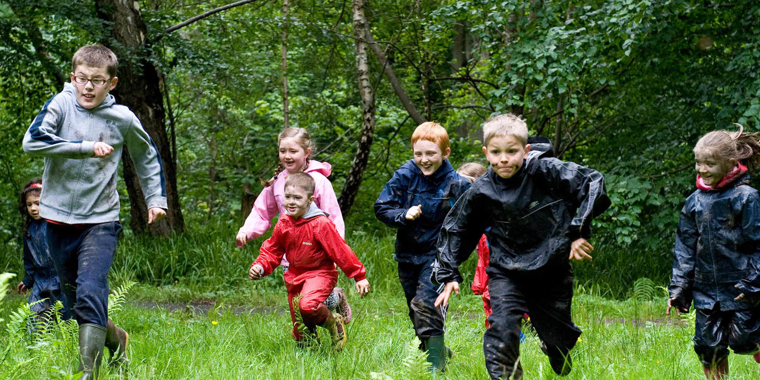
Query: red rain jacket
254 213 367 289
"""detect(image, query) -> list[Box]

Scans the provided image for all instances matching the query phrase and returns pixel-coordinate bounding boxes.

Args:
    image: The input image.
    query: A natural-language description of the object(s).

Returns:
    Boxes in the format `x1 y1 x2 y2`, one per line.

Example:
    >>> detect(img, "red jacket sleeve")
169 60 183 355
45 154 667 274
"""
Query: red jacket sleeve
254 222 286 276
471 235 490 295
315 218 367 282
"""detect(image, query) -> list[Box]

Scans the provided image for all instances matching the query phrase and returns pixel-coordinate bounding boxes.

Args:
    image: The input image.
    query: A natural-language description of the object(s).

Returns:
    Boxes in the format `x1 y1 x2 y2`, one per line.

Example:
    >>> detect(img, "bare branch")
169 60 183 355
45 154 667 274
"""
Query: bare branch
159 0 263 39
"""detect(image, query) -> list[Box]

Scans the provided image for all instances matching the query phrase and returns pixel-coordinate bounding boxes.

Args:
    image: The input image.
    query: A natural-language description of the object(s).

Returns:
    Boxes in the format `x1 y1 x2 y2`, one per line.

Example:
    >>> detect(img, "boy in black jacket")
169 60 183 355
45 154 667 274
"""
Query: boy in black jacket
433 114 610 379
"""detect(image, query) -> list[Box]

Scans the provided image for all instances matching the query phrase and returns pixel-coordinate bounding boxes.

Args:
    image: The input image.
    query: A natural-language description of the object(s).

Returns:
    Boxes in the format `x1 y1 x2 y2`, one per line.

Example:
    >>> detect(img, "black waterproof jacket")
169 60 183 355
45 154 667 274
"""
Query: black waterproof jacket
433 146 610 284
374 159 471 264
669 174 760 311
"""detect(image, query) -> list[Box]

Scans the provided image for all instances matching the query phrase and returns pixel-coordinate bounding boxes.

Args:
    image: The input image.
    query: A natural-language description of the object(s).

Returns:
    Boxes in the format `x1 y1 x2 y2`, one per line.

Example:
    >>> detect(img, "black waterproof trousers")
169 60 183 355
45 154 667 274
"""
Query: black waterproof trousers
484 263 580 380
398 255 446 340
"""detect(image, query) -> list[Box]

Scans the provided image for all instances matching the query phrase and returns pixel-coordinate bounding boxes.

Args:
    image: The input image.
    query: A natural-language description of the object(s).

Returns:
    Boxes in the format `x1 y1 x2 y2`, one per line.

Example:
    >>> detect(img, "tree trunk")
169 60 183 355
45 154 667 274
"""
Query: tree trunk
282 0 289 128
365 27 426 125
95 0 184 235
339 0 376 216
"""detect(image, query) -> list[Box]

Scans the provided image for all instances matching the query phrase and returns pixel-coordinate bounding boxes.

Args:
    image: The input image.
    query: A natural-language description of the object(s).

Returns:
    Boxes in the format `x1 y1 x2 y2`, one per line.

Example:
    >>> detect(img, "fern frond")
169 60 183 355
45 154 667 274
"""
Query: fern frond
633 277 655 301
401 337 430 379
108 280 137 318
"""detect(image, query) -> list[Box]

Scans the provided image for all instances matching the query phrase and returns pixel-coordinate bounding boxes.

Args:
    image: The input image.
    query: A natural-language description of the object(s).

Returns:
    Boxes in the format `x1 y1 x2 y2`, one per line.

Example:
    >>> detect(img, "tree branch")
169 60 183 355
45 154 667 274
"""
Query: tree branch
158 0 263 40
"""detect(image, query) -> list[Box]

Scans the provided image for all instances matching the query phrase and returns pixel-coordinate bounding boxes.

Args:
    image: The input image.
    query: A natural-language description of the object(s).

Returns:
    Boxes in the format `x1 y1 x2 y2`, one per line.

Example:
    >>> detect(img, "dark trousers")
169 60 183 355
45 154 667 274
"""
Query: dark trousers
398 255 446 340
694 305 760 365
47 222 121 327
484 264 580 380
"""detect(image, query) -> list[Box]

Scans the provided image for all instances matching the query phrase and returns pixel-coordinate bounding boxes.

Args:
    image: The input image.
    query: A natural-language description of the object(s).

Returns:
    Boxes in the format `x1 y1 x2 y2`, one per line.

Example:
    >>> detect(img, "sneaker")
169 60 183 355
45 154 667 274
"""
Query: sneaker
334 288 353 324
541 341 572 376
326 313 347 351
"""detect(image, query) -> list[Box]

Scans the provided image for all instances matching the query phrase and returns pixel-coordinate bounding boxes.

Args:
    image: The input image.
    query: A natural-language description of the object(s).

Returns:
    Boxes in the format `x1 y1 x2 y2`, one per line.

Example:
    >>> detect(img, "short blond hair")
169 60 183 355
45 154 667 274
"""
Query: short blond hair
72 45 118 78
411 122 450 152
457 162 487 182
482 114 528 147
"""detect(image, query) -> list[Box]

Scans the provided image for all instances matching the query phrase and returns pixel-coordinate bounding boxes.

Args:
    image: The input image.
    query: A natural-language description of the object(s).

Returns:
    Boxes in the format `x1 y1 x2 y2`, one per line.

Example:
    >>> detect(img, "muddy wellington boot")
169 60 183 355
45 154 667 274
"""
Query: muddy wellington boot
423 335 448 372
105 319 129 369
78 323 107 380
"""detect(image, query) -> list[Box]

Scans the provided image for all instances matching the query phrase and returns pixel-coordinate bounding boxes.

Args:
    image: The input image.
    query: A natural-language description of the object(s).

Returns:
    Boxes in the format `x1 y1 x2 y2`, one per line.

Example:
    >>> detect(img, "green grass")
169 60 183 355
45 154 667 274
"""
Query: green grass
2 284 760 379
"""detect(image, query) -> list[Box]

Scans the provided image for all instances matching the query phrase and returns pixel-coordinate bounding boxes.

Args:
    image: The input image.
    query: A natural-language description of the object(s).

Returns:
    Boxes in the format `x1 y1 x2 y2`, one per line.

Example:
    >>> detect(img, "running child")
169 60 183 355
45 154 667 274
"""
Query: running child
249 172 370 350
16 179 71 324
22 44 162 379
668 126 760 380
236 127 352 322
374 122 471 372
434 114 610 379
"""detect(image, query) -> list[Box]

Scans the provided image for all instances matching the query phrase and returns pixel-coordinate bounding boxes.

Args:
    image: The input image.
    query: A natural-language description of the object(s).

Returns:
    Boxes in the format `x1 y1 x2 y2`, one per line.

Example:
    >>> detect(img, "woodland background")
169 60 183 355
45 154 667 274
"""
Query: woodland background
2 0 760 296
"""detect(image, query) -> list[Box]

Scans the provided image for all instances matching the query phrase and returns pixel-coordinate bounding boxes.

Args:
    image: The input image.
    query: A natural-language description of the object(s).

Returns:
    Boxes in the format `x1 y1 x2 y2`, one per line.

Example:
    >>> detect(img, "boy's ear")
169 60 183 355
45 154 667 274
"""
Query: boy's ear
309 195 315 202
482 146 487 154
108 77 118 91
443 147 451 159
524 144 531 155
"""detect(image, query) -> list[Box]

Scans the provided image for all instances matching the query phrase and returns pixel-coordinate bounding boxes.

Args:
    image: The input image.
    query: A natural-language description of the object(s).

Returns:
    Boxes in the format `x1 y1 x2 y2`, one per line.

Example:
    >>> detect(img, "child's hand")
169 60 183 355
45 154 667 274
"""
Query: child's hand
16 282 27 294
569 238 593 261
666 297 689 316
249 264 264 280
434 281 460 307
148 208 166 224
92 142 114 158
355 279 370 297
406 205 422 220
236 231 249 248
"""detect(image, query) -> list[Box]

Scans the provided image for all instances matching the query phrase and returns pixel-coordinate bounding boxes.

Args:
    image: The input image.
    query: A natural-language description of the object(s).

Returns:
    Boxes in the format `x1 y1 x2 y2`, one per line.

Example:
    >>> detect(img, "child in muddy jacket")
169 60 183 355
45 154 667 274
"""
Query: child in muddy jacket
433 114 610 380
668 127 760 380
374 122 471 372
249 172 370 351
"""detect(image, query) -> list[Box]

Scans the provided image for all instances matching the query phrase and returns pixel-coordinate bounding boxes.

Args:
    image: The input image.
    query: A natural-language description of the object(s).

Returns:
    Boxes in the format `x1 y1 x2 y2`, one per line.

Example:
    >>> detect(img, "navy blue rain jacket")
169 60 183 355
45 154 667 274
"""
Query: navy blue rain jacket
433 145 610 284
374 159 471 264
22 219 64 313
669 174 760 311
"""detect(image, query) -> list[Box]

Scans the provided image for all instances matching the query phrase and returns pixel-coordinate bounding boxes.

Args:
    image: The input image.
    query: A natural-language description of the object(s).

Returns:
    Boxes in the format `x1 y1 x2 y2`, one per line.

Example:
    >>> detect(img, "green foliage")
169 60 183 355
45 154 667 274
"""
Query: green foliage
107 280 137 319
632 277 656 302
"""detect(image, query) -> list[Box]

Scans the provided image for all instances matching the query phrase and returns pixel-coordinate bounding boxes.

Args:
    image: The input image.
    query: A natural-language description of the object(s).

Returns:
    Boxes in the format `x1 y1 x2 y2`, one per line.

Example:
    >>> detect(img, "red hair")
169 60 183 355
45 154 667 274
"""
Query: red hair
411 122 450 152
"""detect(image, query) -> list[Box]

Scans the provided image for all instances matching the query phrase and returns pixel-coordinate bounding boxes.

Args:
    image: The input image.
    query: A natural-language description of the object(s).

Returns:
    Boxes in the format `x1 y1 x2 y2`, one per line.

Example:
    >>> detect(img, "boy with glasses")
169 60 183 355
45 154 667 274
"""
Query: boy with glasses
23 44 167 379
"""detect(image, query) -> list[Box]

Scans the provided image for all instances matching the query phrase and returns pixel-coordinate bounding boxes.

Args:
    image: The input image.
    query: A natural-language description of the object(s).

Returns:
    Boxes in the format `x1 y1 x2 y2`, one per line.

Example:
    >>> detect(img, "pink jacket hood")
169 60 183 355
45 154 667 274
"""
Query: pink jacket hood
238 160 344 247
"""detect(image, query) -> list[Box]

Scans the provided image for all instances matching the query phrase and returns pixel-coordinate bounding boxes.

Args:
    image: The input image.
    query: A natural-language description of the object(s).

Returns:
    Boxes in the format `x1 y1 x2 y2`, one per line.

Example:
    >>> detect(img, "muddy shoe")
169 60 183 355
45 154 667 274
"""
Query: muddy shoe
325 312 347 351
754 352 760 364
334 288 353 324
541 341 572 376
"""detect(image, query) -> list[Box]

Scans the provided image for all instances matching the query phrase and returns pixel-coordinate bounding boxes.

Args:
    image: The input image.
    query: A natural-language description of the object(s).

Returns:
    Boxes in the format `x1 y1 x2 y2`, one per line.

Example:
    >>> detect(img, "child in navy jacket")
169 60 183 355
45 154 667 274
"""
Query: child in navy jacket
374 122 470 372
668 127 760 379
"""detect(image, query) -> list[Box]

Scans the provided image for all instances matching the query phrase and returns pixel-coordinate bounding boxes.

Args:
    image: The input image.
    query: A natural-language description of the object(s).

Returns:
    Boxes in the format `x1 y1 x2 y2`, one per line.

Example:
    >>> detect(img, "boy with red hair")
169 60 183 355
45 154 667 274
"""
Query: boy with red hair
374 122 471 372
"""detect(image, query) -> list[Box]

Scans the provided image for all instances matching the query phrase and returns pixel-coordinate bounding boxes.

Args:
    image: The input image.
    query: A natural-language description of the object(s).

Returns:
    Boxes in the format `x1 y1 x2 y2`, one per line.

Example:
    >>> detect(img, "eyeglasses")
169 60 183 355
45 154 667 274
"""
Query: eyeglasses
72 75 112 87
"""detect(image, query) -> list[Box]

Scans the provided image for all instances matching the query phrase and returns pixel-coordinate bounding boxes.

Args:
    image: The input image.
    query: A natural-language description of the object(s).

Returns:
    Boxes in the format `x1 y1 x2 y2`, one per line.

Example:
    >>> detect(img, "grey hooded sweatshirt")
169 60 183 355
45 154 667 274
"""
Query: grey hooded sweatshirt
22 83 167 224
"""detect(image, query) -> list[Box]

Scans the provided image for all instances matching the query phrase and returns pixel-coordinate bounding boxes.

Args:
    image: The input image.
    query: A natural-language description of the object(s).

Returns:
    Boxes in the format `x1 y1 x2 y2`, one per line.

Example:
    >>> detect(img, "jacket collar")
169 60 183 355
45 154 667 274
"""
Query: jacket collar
64 82 116 112
407 159 455 181
288 202 328 225
696 163 749 192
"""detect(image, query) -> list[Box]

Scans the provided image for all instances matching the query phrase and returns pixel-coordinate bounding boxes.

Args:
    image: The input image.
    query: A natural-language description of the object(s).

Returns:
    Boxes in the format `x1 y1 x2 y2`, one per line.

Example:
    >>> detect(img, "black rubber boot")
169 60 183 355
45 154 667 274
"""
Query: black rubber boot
78 323 106 380
423 335 448 373
105 319 129 370
541 341 572 376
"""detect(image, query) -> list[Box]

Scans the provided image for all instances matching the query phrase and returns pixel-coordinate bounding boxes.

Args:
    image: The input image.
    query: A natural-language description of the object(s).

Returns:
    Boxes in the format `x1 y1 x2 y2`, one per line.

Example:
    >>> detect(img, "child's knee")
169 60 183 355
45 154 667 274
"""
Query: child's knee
298 297 323 317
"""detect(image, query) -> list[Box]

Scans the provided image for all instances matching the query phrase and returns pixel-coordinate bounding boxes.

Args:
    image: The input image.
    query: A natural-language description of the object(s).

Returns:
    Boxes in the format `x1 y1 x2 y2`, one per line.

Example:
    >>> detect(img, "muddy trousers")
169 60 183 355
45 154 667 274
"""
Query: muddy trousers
484 265 580 380
398 255 446 340
694 305 760 366
286 273 338 340
47 222 121 328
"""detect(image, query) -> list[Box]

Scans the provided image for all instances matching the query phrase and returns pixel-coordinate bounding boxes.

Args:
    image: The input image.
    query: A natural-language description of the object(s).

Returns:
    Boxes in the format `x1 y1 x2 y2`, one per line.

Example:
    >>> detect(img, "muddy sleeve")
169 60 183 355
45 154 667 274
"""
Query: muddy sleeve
22 95 95 158
316 220 367 282
126 114 168 209
374 171 412 228
21 240 35 288
735 193 760 303
669 199 697 308
434 187 487 284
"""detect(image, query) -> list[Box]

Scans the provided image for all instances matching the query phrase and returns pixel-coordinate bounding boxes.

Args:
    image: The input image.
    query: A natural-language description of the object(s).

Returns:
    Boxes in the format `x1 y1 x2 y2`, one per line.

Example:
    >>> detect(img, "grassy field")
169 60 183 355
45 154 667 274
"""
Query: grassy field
2 278 760 379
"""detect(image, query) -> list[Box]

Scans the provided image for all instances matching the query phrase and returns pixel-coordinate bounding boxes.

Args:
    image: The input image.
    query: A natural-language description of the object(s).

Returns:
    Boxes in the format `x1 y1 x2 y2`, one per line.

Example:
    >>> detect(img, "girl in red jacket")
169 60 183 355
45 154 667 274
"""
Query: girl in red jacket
249 172 370 350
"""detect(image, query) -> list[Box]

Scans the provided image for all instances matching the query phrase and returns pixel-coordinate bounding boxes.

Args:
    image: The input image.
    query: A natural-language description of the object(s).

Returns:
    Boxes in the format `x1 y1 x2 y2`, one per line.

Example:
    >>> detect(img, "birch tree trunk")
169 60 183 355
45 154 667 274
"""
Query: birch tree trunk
338 0 376 215
282 0 289 128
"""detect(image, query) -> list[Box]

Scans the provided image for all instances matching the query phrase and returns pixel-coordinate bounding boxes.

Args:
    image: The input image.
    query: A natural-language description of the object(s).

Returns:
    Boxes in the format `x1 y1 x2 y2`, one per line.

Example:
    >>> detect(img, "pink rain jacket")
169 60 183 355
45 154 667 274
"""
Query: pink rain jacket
238 160 345 246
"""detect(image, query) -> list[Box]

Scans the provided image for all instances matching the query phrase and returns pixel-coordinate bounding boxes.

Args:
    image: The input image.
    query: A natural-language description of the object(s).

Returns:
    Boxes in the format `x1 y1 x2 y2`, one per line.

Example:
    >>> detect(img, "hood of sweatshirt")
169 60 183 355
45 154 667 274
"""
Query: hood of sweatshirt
304 160 332 178
291 202 328 226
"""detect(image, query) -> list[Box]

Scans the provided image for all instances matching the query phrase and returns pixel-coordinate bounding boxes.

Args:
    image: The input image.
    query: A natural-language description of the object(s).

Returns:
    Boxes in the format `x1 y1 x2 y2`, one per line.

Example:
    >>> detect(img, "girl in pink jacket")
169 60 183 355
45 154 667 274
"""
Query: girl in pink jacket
236 127 352 321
